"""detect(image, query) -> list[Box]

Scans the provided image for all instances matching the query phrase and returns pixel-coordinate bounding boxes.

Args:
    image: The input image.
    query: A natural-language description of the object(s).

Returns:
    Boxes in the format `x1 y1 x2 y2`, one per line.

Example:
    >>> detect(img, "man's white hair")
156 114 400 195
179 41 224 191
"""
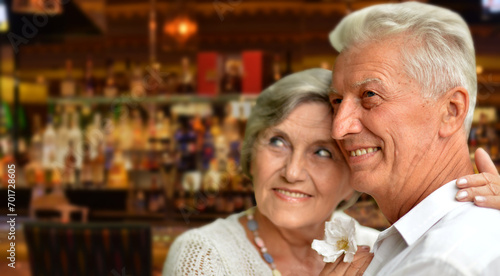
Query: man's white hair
329 1 477 134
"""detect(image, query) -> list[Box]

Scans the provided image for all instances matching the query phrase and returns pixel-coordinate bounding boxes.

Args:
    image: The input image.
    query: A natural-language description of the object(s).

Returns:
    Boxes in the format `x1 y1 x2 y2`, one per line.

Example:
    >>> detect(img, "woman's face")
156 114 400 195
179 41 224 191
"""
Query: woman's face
251 102 353 229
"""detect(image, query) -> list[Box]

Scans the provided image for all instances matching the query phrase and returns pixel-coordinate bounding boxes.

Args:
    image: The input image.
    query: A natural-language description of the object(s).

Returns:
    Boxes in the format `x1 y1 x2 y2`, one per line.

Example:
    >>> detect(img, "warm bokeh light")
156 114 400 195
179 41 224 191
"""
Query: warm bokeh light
12 0 62 15
163 16 197 44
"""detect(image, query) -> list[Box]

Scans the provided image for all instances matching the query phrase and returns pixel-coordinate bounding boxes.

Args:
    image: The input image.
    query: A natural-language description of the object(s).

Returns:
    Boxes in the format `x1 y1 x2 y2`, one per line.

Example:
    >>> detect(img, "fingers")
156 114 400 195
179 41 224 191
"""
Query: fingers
474 148 499 175
457 172 495 189
318 246 373 276
346 247 373 276
457 147 498 190
456 173 500 201
357 253 373 276
319 257 344 276
474 195 500 210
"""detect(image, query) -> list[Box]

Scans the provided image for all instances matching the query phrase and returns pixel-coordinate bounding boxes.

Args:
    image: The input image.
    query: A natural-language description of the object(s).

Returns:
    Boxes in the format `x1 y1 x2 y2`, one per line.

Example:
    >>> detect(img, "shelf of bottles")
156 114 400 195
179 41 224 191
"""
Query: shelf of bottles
7 96 259 218
1 59 261 219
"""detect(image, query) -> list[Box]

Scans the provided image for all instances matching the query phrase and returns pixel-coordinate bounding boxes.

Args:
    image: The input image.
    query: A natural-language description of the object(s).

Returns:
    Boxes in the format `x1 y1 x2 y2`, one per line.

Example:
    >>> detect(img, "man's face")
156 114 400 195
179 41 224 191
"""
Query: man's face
329 38 443 199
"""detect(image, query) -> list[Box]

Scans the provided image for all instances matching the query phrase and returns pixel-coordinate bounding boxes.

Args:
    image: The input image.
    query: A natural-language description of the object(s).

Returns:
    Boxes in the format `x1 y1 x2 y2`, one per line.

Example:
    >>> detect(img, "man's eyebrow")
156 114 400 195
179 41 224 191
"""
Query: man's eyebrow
352 78 382 88
328 78 382 97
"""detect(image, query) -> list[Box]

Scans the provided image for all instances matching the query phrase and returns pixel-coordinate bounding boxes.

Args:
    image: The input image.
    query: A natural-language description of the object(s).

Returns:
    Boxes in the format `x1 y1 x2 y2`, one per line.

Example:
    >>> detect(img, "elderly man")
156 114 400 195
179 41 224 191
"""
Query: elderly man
327 2 500 275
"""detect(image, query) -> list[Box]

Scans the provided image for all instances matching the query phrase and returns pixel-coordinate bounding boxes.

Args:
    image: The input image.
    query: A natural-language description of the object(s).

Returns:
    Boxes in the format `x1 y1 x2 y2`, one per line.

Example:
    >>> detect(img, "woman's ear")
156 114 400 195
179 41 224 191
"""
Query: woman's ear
439 87 469 138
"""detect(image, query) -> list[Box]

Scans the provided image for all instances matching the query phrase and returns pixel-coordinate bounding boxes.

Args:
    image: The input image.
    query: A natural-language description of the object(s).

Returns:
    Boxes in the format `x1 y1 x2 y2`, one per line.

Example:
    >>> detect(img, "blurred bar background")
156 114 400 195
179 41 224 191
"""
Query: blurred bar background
0 0 499 275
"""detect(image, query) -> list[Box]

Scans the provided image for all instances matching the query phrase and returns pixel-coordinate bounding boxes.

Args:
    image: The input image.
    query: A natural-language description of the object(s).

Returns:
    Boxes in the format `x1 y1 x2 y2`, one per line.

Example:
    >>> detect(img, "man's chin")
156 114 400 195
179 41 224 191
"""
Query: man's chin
349 174 379 195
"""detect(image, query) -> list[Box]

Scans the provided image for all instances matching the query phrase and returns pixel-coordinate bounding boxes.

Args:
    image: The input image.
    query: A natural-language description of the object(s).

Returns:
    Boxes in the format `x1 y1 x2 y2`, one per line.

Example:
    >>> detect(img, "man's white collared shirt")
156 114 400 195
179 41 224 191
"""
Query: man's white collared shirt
365 180 500 276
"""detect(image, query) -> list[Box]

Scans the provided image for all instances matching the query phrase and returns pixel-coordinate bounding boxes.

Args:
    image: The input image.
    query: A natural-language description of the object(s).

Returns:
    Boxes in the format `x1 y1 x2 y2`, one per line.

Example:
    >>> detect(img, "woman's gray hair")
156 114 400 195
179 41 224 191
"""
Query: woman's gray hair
241 68 360 210
329 1 477 135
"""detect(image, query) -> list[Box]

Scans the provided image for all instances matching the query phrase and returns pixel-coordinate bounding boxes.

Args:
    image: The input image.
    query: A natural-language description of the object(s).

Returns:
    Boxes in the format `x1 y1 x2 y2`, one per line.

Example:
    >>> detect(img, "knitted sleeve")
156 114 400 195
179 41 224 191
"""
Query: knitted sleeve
163 230 226 276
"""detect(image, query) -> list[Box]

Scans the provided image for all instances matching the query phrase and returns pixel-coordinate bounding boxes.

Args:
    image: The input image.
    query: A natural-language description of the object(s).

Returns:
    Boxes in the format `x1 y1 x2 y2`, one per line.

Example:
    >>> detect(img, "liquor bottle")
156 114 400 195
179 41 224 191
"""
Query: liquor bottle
202 160 221 193
80 104 93 133
160 140 175 200
155 110 172 151
177 57 195 94
210 116 222 138
63 141 77 188
81 143 93 188
223 116 241 167
148 112 162 172
83 57 97 97
107 150 128 189
135 190 146 213
146 63 160 96
30 114 43 157
130 64 145 97
56 112 69 165
24 147 45 188
104 136 115 185
85 112 103 160
42 116 57 169
148 175 165 213
104 76 118 98
226 158 242 191
201 118 215 171
130 111 145 170
47 151 62 189
52 104 63 129
175 119 197 173
67 113 82 182
147 114 158 152
192 115 205 161
60 59 76 97
91 140 105 188
131 110 145 150
116 112 132 152
0 102 11 137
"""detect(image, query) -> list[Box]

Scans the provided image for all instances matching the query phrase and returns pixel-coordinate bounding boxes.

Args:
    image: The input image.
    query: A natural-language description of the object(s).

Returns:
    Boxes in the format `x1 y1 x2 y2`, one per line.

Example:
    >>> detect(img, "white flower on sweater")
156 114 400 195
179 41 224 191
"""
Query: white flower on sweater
311 217 358 263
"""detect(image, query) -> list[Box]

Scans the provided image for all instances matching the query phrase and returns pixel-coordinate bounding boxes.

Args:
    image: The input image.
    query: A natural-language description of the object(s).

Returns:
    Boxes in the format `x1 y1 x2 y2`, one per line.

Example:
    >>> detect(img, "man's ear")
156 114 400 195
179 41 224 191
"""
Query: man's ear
439 87 469 138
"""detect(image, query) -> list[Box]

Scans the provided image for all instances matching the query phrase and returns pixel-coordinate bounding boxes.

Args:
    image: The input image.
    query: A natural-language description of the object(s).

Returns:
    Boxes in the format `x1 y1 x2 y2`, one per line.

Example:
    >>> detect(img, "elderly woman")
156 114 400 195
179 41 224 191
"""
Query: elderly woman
164 68 500 276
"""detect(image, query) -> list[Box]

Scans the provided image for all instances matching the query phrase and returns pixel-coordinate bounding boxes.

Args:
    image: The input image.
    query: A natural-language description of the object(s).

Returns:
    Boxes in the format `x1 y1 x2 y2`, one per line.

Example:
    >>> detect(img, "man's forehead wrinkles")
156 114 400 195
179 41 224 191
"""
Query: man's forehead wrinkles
352 78 382 88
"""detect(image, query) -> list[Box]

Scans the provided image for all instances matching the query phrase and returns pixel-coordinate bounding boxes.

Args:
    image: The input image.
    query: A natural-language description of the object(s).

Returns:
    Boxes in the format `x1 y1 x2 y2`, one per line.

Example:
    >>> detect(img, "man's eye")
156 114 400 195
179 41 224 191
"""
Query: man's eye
269 137 285 147
316 149 332 158
365 91 377 97
332 98 343 104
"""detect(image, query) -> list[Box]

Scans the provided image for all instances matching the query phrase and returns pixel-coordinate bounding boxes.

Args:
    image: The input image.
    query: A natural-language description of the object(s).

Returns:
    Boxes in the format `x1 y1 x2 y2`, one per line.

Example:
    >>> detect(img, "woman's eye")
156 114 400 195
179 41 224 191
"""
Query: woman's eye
269 137 285 147
365 91 377 97
316 149 332 158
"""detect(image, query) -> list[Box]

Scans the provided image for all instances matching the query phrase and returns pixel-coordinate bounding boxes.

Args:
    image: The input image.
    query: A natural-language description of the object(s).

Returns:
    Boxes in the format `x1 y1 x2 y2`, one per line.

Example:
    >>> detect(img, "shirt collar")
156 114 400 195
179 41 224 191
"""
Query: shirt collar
392 179 468 246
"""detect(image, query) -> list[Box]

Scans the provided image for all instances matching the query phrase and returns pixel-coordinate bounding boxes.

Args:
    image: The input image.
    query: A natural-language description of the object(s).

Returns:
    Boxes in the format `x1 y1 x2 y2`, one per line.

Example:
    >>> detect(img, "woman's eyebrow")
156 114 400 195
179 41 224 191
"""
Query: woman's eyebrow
266 128 288 139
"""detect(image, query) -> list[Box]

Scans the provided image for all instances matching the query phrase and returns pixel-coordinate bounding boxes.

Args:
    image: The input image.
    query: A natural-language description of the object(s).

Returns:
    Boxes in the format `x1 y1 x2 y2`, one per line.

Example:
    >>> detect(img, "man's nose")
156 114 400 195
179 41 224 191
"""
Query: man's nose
331 99 363 140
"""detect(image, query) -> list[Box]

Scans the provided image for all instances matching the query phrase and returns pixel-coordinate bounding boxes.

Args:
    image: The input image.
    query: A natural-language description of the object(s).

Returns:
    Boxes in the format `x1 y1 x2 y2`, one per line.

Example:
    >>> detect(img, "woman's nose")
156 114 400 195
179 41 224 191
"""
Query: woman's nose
281 153 307 183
